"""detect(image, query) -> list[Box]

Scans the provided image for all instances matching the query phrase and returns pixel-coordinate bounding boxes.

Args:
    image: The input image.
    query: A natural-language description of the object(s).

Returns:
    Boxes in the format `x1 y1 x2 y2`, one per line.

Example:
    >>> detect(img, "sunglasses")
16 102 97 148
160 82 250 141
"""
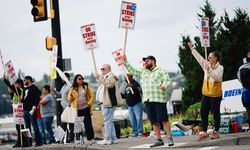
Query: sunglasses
101 68 105 71
77 78 84 80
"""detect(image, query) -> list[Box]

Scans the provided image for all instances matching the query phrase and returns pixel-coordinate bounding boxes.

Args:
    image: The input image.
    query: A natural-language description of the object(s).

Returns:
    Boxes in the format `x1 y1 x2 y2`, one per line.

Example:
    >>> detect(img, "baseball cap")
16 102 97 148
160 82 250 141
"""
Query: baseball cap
142 55 156 62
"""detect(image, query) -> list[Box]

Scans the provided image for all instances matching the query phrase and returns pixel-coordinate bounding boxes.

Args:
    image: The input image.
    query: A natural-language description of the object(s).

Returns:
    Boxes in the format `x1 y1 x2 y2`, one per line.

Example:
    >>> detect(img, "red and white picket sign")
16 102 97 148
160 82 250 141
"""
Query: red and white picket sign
112 49 125 68
80 24 99 51
119 1 137 30
201 17 210 47
13 103 24 124
5 60 16 84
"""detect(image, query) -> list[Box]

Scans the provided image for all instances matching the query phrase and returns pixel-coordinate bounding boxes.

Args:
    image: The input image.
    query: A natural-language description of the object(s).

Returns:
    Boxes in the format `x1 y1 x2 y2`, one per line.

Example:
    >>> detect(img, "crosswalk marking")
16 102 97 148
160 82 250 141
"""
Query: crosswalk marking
196 147 218 150
128 142 188 149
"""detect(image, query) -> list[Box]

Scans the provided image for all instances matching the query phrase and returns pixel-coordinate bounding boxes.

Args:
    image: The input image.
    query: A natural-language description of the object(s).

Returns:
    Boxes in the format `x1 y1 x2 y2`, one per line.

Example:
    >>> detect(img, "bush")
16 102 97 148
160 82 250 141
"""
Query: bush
185 102 201 120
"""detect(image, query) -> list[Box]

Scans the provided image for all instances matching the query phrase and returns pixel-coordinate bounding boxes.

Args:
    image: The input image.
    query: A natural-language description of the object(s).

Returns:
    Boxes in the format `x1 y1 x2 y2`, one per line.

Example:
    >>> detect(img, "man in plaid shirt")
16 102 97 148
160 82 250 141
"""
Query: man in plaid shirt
124 55 174 147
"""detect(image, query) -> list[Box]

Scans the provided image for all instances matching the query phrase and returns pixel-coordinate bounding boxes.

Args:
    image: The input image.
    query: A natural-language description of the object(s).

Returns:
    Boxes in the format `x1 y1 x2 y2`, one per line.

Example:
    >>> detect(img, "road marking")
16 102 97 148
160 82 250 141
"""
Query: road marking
128 142 188 149
196 147 218 150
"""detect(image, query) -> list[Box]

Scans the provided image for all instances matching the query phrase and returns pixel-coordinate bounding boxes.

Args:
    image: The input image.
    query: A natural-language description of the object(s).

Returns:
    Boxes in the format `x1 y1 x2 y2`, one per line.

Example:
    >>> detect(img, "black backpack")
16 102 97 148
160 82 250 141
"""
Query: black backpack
237 58 250 88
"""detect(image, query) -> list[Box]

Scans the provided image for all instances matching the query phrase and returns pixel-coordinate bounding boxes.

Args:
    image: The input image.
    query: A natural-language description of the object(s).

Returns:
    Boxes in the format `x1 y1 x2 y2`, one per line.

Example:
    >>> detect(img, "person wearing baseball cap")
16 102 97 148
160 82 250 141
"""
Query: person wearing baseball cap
124 55 174 147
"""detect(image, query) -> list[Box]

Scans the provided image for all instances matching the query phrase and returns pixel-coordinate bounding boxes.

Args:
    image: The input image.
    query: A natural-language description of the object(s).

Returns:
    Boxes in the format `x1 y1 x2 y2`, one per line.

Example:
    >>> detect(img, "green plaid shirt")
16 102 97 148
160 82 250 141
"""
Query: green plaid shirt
125 63 170 103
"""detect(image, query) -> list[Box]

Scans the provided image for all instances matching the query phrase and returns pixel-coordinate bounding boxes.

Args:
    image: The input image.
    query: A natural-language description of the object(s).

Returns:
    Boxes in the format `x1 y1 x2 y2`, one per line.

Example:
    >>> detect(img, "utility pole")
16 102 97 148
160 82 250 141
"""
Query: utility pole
51 0 63 126
30 0 63 126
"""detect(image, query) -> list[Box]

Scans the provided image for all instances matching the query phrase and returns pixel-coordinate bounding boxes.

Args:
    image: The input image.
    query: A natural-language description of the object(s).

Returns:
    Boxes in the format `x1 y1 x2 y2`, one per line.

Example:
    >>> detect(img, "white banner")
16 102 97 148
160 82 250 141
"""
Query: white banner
221 79 245 113
5 60 16 84
12 103 24 124
119 1 137 30
80 24 99 51
200 17 210 47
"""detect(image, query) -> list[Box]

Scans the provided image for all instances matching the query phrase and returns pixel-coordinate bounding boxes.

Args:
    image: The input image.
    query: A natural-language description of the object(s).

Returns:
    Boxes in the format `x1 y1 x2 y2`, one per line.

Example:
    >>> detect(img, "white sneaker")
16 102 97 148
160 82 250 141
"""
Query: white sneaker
97 140 112 145
86 139 95 145
112 139 118 144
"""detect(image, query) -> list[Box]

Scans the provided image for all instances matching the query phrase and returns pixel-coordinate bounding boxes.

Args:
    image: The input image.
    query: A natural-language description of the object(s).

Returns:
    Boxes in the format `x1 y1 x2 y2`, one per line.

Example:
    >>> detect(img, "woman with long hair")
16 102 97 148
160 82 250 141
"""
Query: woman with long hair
188 42 224 141
68 74 95 143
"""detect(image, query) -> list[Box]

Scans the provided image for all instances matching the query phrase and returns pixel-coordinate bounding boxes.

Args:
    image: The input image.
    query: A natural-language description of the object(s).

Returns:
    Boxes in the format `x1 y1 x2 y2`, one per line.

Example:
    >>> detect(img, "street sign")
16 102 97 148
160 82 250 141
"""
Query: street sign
80 24 99 51
119 1 137 30
201 17 210 47
5 60 16 84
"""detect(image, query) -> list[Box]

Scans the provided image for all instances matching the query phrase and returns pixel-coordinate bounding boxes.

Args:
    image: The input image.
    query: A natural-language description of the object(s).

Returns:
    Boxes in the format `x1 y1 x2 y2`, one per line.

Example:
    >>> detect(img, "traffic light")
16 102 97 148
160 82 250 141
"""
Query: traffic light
46 36 57 51
30 0 48 22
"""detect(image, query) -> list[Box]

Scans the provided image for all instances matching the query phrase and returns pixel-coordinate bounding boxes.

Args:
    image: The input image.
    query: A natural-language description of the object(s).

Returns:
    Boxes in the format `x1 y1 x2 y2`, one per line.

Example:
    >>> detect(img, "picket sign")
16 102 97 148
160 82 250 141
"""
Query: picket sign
200 17 210 60
119 1 137 54
112 49 134 94
13 103 24 124
54 126 66 142
50 45 58 81
74 116 85 134
5 60 16 85
80 24 99 76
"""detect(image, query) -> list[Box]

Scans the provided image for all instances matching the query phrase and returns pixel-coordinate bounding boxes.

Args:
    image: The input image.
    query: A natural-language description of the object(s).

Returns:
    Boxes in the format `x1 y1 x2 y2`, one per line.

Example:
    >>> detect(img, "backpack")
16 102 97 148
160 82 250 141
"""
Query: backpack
237 58 250 89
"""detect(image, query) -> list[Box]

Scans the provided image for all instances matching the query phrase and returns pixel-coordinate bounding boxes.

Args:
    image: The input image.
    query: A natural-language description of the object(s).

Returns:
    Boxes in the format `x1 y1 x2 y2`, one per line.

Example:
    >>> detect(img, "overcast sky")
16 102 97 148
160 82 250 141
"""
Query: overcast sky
0 0 249 80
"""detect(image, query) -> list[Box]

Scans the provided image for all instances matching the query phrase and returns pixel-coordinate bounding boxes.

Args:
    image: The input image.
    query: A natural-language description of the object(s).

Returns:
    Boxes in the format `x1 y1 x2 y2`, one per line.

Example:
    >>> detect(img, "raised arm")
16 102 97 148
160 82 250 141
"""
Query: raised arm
188 42 208 71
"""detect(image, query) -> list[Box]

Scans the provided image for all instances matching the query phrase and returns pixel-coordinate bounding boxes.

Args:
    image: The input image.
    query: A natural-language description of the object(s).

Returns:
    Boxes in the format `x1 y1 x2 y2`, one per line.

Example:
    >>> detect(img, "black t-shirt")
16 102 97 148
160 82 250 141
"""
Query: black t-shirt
122 79 142 107
23 84 41 111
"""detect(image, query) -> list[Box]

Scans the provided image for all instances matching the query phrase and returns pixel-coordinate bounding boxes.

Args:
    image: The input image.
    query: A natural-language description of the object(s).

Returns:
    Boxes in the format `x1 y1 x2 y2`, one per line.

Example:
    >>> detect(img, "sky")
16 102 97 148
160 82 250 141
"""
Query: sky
0 0 249 80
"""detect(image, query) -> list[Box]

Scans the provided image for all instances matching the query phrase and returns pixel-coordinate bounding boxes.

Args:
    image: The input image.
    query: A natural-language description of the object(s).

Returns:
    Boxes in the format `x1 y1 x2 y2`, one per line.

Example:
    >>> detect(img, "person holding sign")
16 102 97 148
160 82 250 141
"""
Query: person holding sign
124 55 174 147
188 42 224 141
52 72 74 143
2 75 26 148
68 74 95 144
96 64 123 145
121 74 143 138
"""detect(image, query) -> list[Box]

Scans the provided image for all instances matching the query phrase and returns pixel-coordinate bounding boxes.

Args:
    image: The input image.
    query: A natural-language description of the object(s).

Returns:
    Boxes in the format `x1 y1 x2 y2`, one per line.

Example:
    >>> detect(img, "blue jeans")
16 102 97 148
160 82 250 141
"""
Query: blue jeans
102 107 117 141
42 116 55 143
37 118 46 144
23 110 41 145
128 102 143 135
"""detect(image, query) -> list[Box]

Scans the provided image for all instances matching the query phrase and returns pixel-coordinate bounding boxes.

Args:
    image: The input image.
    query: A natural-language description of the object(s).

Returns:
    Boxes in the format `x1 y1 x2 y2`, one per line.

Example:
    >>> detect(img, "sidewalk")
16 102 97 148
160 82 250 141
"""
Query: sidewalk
1 132 249 150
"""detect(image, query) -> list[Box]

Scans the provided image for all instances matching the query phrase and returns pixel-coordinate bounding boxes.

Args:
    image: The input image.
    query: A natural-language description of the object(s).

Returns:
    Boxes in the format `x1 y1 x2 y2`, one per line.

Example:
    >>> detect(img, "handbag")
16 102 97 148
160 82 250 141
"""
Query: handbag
61 103 77 123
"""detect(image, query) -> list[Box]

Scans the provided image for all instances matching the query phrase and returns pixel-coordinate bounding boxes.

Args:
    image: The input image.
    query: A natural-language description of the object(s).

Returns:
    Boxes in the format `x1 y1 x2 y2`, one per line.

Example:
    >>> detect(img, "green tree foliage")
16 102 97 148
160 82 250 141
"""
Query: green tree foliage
216 9 250 80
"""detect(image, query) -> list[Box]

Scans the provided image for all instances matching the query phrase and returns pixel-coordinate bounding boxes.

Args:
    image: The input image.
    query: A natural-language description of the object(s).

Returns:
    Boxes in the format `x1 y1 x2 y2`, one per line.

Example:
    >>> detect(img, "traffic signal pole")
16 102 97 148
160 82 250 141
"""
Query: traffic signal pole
51 0 63 126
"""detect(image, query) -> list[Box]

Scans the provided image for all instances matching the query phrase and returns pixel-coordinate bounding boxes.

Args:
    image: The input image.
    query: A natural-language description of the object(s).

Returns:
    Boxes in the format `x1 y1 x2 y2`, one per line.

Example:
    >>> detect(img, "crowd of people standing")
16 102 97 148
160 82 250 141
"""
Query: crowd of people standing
2 46 250 148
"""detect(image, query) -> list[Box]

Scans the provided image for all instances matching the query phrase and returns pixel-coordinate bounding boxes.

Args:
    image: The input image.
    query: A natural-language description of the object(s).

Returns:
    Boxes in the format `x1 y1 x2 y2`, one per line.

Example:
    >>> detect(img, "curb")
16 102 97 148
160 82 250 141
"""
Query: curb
174 136 250 149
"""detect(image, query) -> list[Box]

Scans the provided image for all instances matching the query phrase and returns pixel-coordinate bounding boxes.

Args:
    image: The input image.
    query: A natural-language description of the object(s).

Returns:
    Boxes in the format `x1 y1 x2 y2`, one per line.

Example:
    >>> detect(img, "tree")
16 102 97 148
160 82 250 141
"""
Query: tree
216 9 250 80
178 1 218 111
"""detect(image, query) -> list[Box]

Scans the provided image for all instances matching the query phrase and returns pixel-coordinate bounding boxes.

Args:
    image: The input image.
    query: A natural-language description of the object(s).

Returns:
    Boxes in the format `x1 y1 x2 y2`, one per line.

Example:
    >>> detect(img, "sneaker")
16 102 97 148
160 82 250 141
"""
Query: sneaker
86 139 95 145
210 131 220 140
12 143 21 148
130 133 137 137
197 132 209 141
150 140 164 147
137 133 143 138
167 137 174 146
97 140 112 145
112 139 118 144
